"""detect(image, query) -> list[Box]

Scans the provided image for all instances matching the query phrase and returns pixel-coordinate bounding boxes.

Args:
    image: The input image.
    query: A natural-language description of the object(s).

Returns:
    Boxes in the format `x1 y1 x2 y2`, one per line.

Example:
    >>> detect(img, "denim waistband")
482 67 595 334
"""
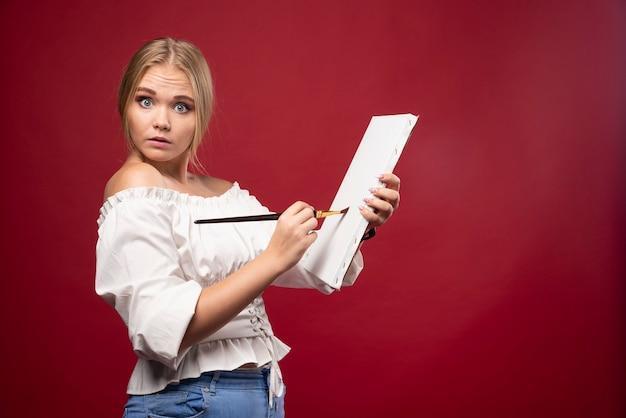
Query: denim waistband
172 367 272 391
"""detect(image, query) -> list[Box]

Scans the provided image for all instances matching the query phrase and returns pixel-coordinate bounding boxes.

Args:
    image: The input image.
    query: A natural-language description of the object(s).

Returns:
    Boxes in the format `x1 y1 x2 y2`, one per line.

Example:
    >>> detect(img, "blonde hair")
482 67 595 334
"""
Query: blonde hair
117 37 214 173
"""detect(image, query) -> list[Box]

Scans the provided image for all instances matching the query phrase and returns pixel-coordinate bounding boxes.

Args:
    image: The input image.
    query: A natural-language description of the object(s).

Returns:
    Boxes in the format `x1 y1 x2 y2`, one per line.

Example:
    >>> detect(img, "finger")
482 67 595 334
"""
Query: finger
363 196 393 218
280 204 316 232
368 187 400 209
301 216 319 232
292 204 316 225
282 201 313 217
359 204 384 227
304 230 318 245
379 173 401 192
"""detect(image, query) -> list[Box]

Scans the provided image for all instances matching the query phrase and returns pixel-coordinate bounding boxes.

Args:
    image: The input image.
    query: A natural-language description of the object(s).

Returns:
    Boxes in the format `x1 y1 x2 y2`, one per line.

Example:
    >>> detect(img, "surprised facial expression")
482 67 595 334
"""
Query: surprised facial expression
127 64 196 164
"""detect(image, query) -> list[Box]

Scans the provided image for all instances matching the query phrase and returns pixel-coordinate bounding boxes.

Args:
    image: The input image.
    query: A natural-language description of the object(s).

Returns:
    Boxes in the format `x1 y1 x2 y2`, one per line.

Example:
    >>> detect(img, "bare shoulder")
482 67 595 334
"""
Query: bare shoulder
197 175 234 196
103 163 166 200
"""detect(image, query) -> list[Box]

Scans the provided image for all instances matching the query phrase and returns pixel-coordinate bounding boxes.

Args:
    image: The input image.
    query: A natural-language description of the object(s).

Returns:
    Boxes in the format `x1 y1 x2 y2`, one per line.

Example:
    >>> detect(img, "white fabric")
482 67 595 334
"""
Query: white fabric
95 182 364 399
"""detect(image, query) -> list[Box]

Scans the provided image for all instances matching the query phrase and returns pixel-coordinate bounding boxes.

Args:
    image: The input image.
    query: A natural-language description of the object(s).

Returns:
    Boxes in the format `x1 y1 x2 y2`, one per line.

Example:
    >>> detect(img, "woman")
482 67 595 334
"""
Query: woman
95 37 401 418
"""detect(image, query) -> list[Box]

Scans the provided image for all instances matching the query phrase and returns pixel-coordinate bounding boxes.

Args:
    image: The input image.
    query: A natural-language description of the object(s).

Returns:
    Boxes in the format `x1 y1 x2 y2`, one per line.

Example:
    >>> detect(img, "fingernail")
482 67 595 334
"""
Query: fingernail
359 204 365 210
368 187 377 193
377 174 384 179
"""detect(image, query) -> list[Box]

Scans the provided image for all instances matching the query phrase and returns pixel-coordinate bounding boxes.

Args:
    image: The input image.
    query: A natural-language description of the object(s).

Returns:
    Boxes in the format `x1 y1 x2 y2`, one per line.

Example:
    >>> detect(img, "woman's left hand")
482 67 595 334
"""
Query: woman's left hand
359 172 401 231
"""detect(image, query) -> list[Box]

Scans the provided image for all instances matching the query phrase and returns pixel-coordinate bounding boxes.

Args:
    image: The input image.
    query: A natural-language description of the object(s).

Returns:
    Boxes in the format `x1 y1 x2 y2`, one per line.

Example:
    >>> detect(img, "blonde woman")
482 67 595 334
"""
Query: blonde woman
95 37 401 418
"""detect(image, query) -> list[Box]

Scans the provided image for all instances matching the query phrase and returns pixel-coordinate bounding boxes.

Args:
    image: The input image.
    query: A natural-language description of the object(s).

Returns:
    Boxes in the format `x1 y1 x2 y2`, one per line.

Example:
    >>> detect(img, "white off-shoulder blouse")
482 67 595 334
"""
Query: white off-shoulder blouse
95 182 364 403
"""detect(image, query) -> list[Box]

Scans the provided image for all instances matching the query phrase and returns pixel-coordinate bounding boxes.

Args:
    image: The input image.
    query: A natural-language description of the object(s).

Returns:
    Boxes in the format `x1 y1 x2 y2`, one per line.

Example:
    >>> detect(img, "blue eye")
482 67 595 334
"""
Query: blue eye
137 96 152 108
175 103 190 113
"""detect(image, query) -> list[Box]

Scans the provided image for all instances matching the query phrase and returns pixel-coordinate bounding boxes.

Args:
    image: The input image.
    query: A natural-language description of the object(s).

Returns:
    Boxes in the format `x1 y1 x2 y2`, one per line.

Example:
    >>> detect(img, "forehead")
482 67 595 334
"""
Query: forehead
137 64 192 95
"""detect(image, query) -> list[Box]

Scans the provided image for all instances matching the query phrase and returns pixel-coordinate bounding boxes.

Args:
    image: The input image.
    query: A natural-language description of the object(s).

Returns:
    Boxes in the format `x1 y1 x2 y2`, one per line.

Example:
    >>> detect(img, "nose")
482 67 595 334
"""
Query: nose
153 106 171 131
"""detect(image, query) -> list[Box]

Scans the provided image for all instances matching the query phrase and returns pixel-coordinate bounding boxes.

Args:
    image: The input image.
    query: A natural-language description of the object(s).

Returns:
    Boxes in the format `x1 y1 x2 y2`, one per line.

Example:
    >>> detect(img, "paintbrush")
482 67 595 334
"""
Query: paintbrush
194 207 349 224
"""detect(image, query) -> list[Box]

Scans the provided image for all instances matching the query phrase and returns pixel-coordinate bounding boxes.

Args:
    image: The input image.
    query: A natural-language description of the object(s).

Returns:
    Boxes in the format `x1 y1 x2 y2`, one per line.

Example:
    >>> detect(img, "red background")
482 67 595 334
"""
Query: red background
1 1 625 417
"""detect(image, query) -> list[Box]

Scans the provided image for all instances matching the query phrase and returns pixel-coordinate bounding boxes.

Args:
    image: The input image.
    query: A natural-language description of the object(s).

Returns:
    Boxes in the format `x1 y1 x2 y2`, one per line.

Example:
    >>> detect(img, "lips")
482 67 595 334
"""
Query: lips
149 136 171 143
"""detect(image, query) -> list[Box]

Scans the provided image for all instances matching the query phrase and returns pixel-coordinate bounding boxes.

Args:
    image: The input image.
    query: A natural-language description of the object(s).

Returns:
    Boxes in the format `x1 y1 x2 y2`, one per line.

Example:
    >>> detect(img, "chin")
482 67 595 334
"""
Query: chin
139 149 175 162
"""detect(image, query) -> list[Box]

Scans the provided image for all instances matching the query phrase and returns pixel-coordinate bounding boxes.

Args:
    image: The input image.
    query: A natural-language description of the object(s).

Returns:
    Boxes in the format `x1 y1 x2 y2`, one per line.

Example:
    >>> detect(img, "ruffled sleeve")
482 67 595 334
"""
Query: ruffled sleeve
95 192 202 370
244 194 365 295
273 249 364 294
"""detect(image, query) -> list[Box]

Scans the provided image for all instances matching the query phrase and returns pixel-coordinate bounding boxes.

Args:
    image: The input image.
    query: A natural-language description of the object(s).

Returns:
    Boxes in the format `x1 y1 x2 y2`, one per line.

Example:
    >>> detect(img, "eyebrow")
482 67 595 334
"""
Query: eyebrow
136 86 195 103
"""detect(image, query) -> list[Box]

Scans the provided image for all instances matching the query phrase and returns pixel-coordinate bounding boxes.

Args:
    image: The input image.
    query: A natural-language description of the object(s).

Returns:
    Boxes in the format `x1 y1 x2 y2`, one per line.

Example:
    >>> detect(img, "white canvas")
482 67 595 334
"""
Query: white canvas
300 113 418 289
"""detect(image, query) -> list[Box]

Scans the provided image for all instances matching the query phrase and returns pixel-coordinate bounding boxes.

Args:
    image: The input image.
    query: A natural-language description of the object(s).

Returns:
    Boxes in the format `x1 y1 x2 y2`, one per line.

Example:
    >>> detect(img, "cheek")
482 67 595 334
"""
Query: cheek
182 117 196 137
127 109 148 136
126 110 139 133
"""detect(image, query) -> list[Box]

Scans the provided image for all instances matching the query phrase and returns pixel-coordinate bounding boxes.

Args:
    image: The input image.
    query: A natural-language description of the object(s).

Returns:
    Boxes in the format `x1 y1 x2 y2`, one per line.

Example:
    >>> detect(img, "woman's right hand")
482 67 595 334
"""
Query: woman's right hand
264 201 318 273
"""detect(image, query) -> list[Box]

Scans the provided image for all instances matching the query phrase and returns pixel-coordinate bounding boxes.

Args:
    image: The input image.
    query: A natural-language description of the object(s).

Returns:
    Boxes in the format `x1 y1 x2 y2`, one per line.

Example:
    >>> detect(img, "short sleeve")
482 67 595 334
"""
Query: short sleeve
244 194 365 294
95 197 202 370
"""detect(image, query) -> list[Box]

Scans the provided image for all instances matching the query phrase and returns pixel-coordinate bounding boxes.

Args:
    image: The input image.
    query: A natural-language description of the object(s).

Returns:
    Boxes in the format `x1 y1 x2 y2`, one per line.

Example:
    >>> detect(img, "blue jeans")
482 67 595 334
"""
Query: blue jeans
123 368 285 418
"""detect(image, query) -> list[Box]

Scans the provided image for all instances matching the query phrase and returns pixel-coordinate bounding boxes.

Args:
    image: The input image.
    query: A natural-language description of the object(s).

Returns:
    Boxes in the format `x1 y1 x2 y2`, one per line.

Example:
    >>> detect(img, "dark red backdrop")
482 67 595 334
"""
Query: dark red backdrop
1 1 624 417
